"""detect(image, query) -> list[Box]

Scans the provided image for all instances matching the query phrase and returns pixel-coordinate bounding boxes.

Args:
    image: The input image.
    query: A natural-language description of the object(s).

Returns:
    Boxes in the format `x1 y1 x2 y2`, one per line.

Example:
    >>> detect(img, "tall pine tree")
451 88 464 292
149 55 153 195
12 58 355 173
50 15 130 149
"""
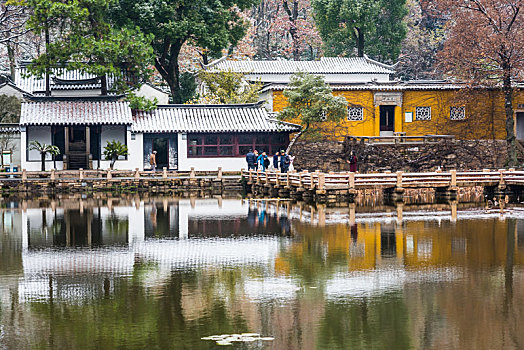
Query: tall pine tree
312 0 408 62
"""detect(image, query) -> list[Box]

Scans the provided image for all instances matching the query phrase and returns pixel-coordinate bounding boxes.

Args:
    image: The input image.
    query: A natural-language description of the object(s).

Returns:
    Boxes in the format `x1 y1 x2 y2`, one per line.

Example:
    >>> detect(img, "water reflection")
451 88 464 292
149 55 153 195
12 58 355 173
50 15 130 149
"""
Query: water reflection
1 197 524 349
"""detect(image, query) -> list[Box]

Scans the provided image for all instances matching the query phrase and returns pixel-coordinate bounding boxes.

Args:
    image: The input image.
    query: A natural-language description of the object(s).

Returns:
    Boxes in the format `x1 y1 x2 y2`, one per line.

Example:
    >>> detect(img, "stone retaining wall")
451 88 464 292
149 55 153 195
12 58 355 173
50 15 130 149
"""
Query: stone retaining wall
0 177 242 195
291 139 514 173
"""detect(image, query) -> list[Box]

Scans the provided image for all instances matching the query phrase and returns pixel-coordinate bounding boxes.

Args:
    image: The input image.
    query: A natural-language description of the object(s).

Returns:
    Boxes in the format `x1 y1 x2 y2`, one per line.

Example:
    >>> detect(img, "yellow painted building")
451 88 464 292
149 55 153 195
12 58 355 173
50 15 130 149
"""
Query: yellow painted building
264 83 524 140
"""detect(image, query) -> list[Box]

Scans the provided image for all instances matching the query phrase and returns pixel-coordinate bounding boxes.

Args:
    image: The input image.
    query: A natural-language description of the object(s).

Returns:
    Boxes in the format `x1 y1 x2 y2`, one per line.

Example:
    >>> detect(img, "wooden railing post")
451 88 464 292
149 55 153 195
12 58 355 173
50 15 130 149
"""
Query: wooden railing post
286 172 291 187
190 167 196 179
22 169 27 181
248 169 253 183
79 168 84 180
450 169 456 187
349 172 355 189
107 168 112 180
134 168 140 179
310 171 315 189
396 171 403 188
256 169 261 183
275 170 280 187
217 167 222 180
163 167 168 179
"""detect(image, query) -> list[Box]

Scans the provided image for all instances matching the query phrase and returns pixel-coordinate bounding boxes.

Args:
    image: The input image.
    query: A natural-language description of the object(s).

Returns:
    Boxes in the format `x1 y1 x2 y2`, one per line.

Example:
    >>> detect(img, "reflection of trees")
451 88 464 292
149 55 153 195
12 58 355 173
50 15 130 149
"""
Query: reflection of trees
317 294 411 350
22 267 251 349
277 224 351 283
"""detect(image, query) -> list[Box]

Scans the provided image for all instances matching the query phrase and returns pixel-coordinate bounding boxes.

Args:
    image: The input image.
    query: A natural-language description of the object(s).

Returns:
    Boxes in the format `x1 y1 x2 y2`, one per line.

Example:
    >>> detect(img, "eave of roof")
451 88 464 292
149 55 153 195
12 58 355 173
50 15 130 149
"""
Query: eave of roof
20 98 132 126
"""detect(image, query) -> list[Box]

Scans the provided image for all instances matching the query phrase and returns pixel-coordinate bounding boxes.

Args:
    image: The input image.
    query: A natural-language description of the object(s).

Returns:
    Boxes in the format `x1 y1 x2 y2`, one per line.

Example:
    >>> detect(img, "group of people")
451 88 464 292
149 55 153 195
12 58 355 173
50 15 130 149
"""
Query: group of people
246 149 294 173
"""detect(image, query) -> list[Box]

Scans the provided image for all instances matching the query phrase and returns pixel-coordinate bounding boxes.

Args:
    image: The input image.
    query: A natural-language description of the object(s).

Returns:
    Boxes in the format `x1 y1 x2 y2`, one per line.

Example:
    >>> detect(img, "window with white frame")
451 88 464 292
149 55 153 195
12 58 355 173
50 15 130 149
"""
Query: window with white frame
415 106 431 120
450 106 466 120
347 106 364 121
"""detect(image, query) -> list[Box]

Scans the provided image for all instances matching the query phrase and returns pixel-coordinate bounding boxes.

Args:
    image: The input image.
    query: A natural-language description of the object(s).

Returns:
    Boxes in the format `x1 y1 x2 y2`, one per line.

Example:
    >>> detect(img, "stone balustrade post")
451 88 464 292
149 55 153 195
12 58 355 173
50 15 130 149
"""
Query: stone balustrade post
107 169 112 180
349 172 355 189
50 169 56 181
134 168 140 180
163 167 168 179
217 167 223 180
396 171 403 188
190 167 196 179
79 168 84 180
318 173 326 190
450 169 457 187
22 169 27 181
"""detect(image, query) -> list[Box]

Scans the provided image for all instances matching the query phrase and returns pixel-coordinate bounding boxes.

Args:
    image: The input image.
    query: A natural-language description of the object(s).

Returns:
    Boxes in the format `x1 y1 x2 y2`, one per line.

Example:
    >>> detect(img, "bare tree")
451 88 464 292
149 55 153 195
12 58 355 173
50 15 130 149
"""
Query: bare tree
436 0 524 166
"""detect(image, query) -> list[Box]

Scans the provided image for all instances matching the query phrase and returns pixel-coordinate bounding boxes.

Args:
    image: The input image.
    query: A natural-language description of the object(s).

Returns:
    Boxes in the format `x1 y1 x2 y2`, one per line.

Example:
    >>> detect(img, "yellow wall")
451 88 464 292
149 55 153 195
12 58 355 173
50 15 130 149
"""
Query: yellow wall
272 88 524 140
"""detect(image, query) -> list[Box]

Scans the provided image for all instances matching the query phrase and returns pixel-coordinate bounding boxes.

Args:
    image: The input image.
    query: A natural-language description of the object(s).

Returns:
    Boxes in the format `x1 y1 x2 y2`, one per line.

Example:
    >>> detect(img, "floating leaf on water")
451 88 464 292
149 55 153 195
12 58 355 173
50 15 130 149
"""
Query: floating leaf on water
200 337 214 340
242 337 257 342
260 337 275 341
216 341 232 346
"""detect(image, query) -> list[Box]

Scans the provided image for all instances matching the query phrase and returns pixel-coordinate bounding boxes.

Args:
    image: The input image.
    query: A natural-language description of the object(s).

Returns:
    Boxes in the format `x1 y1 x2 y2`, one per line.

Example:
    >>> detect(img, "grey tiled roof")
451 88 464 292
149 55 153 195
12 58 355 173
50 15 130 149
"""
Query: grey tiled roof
133 103 301 133
14 66 116 93
20 100 133 126
206 56 395 75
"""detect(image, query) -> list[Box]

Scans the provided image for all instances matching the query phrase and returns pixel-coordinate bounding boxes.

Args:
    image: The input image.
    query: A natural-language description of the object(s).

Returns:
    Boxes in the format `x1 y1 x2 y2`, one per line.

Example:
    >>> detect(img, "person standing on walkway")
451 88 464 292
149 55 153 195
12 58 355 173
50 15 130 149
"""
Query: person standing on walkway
150 150 157 172
246 149 256 170
280 150 291 173
257 151 269 172
273 152 280 171
347 151 358 172
253 150 259 170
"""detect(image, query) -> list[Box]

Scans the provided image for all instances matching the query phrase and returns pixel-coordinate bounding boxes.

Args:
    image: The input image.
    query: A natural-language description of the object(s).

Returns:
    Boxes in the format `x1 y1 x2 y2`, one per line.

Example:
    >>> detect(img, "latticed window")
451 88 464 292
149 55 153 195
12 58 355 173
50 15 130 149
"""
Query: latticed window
347 106 364 121
415 106 431 120
450 106 466 120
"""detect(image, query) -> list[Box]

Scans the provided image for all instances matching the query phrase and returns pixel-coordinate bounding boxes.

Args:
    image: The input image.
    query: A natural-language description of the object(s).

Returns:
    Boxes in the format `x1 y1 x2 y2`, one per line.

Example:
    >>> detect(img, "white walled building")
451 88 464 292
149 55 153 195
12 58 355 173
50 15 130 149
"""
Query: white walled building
20 98 300 171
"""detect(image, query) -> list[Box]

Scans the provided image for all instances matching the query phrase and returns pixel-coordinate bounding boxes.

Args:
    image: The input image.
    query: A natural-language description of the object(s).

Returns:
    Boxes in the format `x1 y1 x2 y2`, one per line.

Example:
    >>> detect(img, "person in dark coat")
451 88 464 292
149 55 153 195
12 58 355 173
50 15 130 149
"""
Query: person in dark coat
246 150 256 170
280 150 291 173
273 152 280 170
347 151 358 172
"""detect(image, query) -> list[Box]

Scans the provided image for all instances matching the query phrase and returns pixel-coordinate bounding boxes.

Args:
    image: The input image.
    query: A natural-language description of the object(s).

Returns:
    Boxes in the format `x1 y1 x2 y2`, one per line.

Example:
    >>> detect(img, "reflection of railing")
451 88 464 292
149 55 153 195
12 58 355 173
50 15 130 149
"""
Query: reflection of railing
0 167 238 181
347 134 455 145
242 169 524 190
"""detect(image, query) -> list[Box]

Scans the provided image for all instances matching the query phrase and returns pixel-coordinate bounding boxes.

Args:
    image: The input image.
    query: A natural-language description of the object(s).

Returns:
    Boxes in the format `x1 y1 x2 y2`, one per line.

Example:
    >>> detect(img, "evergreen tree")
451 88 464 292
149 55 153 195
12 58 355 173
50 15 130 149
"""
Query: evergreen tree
23 0 154 94
111 0 258 103
279 72 347 152
312 0 408 62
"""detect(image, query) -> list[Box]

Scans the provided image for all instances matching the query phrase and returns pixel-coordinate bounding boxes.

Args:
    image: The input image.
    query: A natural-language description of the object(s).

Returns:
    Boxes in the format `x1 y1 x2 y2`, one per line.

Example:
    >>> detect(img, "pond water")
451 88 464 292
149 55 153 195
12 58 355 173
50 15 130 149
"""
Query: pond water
1 196 524 349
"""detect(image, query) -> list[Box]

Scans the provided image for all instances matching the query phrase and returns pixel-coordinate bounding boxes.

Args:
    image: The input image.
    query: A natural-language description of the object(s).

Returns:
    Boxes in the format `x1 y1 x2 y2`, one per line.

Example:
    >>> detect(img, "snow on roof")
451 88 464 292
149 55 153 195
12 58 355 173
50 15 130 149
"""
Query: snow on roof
205 56 396 75
20 97 132 126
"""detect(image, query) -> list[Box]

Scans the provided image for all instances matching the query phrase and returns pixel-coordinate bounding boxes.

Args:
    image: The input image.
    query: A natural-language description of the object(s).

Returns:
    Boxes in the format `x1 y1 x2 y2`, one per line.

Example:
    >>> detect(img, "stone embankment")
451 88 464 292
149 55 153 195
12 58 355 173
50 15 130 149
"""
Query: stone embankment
291 138 512 173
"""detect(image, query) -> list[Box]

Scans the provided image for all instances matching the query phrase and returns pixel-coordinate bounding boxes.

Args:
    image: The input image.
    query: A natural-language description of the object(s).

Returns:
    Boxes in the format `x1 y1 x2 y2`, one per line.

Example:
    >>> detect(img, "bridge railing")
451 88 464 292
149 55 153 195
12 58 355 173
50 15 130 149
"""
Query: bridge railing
0 167 237 181
242 168 524 190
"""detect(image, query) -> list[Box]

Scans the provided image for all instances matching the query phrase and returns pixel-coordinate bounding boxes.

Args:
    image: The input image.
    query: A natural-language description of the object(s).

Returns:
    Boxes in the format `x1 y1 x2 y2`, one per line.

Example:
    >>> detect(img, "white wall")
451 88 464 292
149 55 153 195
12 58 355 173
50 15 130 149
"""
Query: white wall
22 126 63 171
176 133 247 172
136 85 170 105
51 89 102 97
98 126 143 170
0 85 25 99
245 73 391 84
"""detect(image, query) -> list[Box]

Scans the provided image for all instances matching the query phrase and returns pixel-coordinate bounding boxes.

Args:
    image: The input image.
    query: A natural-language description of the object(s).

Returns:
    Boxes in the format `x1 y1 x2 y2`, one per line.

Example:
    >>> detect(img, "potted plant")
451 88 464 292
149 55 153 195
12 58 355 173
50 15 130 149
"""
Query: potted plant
103 140 129 169
28 141 60 171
